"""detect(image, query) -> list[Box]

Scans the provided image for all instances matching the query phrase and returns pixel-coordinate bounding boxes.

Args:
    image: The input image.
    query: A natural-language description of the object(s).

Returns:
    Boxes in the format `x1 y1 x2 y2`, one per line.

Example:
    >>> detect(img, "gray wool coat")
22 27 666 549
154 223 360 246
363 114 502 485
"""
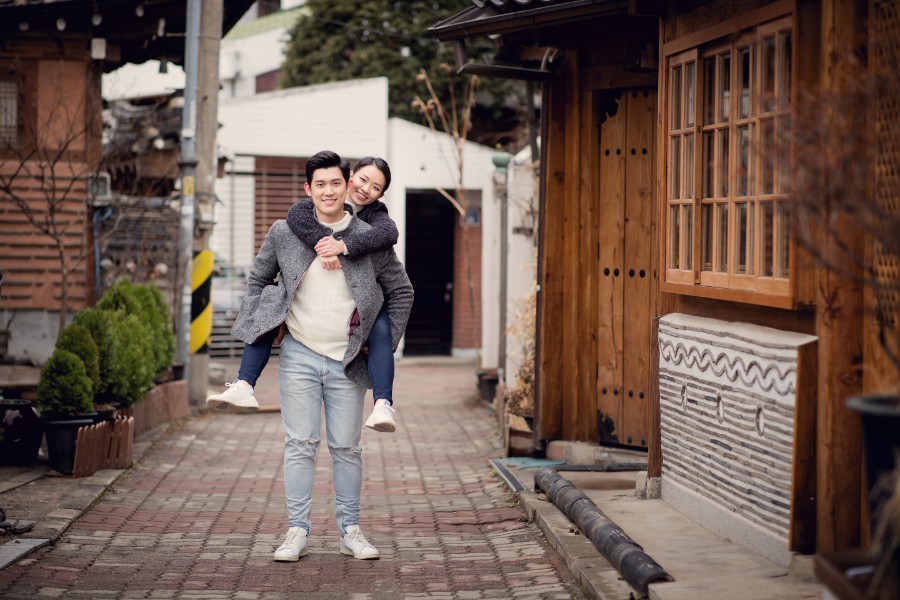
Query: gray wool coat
231 215 414 388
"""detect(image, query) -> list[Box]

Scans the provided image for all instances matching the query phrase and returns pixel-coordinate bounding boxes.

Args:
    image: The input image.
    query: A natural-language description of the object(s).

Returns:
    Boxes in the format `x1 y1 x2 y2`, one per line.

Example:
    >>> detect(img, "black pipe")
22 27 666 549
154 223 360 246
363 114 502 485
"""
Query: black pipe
534 467 673 596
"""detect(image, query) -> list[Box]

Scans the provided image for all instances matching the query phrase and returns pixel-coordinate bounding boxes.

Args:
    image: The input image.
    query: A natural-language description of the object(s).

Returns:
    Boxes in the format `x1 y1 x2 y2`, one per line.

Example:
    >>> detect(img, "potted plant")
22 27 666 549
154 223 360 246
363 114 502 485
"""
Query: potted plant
55 322 113 421
36 349 96 474
0 389 43 465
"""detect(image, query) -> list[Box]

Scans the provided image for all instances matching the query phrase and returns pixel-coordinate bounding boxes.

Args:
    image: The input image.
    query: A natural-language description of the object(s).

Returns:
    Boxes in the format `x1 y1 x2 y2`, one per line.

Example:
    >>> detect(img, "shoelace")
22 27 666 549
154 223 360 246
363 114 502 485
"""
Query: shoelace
347 529 373 548
283 529 304 547
224 381 255 396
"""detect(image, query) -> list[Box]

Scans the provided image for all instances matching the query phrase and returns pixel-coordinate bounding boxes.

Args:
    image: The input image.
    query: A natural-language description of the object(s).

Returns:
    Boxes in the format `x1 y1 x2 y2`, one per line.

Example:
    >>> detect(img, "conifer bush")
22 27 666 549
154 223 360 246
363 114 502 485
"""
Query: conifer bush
55 323 100 394
36 349 94 417
72 308 118 401
133 283 176 374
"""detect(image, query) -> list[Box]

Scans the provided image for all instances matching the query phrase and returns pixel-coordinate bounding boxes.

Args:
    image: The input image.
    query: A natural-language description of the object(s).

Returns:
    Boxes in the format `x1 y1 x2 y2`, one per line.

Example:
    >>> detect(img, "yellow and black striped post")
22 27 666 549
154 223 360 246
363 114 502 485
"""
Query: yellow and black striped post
190 249 214 354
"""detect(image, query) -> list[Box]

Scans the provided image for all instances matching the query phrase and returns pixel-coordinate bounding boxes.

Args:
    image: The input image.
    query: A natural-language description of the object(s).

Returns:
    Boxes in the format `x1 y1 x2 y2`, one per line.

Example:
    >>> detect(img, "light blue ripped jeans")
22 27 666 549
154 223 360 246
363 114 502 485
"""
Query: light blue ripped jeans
278 334 365 537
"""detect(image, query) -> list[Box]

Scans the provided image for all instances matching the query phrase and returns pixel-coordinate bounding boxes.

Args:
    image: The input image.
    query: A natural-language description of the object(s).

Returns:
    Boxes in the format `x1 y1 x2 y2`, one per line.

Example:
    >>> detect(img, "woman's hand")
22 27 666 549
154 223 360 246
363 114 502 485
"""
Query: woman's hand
315 236 347 257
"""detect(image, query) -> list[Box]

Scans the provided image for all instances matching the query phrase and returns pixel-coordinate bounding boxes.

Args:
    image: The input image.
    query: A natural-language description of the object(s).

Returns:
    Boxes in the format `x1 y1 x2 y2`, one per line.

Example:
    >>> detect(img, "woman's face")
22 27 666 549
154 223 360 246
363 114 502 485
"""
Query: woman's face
349 164 387 206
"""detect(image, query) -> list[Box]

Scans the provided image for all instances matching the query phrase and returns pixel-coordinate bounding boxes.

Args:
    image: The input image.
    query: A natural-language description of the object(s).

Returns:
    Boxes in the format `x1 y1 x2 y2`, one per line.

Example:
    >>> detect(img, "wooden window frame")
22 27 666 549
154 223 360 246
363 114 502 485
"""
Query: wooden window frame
660 3 798 308
0 59 38 157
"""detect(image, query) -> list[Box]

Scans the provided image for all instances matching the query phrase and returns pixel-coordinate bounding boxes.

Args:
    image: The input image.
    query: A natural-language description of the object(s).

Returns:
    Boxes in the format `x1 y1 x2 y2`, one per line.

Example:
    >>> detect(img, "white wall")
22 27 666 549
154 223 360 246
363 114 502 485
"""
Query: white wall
386 118 498 364
209 155 257 271
217 78 389 160
503 146 539 387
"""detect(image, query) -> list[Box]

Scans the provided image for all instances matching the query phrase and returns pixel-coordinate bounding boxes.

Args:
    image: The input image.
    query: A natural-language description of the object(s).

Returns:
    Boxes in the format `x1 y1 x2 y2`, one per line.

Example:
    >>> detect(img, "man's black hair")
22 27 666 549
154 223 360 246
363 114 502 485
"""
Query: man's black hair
305 150 350 184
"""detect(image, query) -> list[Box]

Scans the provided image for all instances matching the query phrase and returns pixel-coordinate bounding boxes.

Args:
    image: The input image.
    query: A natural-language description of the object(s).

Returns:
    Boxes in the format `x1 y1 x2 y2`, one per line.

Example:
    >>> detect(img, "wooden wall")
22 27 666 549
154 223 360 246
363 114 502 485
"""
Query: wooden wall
0 41 100 314
536 16 658 444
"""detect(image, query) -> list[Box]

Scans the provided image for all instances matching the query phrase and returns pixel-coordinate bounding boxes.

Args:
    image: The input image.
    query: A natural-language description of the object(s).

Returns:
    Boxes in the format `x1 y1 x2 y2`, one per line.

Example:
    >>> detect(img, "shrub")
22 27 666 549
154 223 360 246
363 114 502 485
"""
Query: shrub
72 308 118 398
56 323 100 394
97 278 143 316
133 283 176 374
36 349 94 417
106 313 156 406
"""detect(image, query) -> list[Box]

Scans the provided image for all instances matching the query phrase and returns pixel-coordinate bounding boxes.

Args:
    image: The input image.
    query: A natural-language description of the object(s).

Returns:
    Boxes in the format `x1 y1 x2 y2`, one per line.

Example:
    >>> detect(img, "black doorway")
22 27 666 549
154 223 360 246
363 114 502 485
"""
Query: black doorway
404 191 456 355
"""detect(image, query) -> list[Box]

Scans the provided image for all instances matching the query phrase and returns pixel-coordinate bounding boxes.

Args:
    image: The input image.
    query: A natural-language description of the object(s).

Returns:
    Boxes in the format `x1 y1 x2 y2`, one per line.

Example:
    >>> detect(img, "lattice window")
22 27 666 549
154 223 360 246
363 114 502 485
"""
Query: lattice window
663 14 793 303
873 0 900 331
0 78 18 145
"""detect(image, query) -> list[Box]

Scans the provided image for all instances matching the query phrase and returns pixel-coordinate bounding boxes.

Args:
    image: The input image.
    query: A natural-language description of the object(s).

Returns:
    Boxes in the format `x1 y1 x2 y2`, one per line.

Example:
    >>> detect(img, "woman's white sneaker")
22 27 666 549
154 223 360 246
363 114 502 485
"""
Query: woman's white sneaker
364 399 396 432
339 525 380 559
206 380 259 414
273 526 308 561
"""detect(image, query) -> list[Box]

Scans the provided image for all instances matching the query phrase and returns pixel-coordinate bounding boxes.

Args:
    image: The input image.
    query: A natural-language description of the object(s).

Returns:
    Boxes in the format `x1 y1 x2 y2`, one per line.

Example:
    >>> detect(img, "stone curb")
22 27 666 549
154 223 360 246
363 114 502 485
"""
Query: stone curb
517 489 639 600
0 419 180 570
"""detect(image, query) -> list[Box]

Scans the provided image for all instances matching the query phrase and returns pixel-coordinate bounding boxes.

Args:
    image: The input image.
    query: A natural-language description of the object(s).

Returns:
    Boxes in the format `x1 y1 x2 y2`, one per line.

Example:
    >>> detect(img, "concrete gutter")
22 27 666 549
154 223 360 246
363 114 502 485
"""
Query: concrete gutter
535 467 673 596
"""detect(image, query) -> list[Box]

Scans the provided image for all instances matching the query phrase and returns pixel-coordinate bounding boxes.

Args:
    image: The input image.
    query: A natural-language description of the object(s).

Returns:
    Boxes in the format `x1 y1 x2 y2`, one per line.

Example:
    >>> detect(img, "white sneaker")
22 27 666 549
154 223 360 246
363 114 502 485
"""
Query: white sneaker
340 524 379 559
206 380 259 414
364 399 396 432
273 526 308 562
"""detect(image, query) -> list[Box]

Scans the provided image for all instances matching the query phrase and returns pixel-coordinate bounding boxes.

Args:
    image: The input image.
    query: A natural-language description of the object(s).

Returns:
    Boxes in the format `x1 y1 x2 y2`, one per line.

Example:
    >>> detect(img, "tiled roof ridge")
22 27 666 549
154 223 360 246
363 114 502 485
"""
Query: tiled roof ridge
471 0 568 10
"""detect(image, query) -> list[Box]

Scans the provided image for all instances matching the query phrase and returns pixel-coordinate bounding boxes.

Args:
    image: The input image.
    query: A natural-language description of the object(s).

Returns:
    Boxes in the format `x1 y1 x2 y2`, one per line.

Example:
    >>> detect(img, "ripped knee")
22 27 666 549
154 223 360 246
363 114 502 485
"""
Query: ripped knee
286 436 319 449
329 444 363 456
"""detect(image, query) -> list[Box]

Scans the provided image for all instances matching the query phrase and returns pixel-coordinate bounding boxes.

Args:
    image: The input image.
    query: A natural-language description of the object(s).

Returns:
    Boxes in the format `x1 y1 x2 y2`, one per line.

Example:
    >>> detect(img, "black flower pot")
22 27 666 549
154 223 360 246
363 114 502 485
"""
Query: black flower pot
0 398 44 465
42 416 95 475
846 394 900 532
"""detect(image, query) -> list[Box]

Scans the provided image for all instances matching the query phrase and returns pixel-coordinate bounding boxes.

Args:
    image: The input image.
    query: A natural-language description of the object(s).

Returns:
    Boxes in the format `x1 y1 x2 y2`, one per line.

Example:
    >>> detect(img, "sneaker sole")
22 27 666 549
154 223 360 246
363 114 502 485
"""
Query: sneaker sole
365 420 396 433
273 548 308 562
206 399 259 414
340 547 380 560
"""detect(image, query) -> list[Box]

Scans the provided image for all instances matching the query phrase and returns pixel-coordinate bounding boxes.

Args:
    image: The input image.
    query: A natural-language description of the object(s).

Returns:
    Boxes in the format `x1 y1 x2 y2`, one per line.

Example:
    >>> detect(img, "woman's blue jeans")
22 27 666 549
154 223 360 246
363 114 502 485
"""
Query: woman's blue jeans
278 334 365 537
237 327 277 387
367 307 394 405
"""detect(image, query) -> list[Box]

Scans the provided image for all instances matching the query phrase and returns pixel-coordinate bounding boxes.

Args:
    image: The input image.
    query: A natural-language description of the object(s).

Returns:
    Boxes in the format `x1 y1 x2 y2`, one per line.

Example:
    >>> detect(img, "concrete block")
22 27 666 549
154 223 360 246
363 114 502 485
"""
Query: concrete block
635 471 648 499
545 440 570 461
647 476 662 499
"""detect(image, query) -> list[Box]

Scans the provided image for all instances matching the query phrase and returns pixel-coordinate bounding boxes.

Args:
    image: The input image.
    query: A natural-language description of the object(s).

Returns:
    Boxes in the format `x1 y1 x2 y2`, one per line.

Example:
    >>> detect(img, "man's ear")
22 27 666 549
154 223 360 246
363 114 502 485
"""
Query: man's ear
304 181 311 196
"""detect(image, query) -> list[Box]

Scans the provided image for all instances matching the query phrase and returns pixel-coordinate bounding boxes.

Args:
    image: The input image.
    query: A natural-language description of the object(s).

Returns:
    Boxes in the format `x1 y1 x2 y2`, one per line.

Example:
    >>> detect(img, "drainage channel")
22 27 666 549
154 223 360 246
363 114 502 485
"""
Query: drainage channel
534 466 673 597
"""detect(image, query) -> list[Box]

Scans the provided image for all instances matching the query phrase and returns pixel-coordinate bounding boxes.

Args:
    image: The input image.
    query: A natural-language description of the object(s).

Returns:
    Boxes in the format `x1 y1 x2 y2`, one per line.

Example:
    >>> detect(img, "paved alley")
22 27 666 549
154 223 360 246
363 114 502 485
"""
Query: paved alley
0 360 587 599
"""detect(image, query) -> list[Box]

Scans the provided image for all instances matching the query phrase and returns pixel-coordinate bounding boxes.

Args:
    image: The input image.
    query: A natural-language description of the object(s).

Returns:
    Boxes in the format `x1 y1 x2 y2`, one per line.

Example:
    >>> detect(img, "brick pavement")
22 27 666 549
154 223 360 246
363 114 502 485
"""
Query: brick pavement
0 359 588 599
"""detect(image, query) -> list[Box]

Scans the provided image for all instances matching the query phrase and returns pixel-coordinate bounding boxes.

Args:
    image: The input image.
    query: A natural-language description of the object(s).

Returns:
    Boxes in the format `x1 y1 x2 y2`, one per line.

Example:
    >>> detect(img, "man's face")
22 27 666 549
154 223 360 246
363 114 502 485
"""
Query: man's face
304 166 349 224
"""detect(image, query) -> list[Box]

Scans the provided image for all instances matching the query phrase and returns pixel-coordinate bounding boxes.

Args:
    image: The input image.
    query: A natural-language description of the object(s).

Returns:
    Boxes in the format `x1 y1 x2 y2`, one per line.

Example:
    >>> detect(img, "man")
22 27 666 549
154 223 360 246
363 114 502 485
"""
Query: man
230 150 414 561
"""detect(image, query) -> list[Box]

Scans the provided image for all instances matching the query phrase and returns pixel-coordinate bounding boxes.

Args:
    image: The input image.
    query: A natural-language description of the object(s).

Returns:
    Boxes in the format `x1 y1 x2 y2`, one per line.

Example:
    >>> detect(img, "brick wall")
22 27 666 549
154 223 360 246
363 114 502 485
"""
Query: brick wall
452 219 482 350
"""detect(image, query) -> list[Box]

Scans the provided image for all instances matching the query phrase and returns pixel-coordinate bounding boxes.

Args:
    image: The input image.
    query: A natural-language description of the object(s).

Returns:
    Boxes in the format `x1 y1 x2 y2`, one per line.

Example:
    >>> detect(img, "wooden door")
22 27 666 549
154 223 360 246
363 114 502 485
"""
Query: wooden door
597 89 657 448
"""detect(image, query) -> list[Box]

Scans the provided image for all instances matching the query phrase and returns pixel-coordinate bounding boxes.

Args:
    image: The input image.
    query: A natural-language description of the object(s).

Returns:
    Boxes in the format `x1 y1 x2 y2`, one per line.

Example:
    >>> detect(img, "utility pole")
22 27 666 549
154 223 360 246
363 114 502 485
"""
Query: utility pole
176 0 200 381
188 0 223 405
178 0 222 404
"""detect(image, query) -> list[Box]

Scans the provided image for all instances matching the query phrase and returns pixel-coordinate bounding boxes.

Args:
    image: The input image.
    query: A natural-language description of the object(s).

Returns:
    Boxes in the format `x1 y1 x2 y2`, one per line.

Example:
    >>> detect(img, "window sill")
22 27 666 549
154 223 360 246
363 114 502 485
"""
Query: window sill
660 279 798 309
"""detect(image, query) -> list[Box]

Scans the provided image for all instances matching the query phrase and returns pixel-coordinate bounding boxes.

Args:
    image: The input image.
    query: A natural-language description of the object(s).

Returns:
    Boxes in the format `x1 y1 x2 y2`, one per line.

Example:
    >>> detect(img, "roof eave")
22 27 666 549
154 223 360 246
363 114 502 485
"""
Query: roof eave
427 0 631 41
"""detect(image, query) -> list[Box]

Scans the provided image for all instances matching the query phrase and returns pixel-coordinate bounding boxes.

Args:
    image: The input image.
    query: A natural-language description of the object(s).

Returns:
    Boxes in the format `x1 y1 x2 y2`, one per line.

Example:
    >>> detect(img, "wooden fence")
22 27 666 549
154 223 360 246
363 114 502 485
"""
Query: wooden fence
72 416 134 478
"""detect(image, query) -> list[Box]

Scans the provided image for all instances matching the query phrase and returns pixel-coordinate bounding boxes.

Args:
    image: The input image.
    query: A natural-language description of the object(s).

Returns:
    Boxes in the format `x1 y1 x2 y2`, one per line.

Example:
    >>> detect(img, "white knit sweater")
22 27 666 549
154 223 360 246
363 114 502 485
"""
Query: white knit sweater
285 211 355 360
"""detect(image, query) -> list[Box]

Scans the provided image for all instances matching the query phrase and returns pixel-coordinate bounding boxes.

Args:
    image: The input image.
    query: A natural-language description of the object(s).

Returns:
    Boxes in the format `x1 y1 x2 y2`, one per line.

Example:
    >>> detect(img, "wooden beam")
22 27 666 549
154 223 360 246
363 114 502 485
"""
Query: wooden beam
815 0 866 553
791 340 818 553
562 49 583 440
536 72 568 442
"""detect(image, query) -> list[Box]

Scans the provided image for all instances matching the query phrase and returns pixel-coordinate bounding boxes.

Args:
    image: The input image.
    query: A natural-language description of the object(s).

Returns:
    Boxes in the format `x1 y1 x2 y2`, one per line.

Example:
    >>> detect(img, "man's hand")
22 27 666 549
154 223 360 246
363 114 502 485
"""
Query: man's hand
315 235 347 257
320 255 342 271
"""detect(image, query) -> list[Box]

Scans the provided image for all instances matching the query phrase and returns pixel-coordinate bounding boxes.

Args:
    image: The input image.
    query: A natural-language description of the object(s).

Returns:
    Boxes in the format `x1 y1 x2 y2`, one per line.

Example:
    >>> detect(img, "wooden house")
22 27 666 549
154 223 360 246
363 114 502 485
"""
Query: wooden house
0 0 253 362
430 0 899 563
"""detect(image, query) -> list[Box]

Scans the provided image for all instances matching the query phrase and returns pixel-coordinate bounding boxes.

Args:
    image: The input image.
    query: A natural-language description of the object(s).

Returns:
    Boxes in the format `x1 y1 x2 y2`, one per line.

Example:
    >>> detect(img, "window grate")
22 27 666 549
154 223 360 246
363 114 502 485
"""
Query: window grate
0 79 17 145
